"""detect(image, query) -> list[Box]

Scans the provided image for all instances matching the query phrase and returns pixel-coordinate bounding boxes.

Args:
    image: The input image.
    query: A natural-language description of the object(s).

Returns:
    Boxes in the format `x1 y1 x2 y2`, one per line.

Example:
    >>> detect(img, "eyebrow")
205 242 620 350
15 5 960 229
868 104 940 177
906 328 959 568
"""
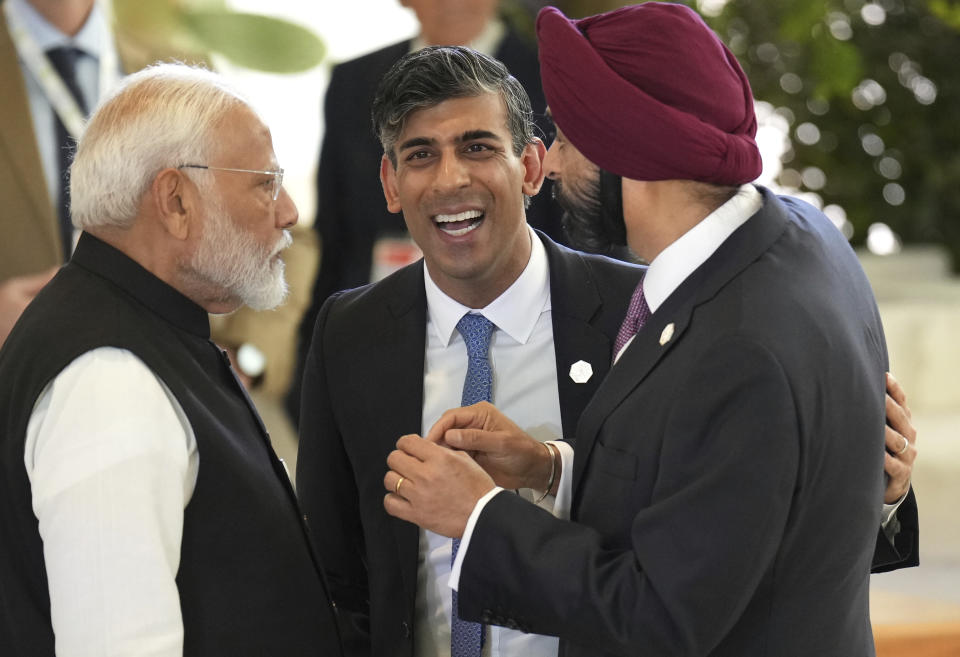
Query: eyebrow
458 130 502 144
397 130 504 153
398 136 434 152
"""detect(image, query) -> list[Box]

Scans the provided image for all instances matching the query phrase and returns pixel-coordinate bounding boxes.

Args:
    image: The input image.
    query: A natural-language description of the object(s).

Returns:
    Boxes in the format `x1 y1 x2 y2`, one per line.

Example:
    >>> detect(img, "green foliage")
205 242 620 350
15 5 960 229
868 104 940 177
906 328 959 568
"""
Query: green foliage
181 11 325 73
556 0 960 269
705 0 960 271
929 0 960 28
808 29 862 98
112 0 324 74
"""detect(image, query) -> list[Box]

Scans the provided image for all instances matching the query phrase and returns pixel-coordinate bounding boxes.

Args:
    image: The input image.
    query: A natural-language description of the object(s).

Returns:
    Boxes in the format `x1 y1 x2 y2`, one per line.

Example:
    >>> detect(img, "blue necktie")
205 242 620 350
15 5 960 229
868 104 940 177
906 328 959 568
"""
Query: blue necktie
451 313 494 657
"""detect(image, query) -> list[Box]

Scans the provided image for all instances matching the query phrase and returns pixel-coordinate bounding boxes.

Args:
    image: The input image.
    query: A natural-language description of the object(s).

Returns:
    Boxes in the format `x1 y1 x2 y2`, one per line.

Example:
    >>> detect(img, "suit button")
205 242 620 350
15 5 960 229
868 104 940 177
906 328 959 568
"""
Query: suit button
401 621 411 638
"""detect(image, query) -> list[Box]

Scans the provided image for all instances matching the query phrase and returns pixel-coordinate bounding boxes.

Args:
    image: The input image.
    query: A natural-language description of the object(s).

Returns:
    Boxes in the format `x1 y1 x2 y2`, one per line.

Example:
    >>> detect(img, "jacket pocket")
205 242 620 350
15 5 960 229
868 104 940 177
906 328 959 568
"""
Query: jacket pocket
591 441 639 481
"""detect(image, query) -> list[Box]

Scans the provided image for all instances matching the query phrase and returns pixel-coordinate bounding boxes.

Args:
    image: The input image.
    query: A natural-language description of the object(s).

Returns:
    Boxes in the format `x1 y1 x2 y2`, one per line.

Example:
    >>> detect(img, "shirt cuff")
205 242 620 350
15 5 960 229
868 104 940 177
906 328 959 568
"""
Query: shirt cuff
550 440 574 521
881 490 907 528
449 486 504 592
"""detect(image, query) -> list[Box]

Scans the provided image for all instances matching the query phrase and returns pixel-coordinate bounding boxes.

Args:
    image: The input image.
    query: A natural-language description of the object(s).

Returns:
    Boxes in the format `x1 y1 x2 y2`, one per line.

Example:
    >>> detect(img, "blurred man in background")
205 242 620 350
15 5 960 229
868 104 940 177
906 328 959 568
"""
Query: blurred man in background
0 0 121 347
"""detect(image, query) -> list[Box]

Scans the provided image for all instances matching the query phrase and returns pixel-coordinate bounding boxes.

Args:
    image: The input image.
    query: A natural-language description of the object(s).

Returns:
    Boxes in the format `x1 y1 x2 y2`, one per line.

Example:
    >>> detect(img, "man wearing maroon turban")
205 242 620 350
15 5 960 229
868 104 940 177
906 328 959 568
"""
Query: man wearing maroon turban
383 4 915 656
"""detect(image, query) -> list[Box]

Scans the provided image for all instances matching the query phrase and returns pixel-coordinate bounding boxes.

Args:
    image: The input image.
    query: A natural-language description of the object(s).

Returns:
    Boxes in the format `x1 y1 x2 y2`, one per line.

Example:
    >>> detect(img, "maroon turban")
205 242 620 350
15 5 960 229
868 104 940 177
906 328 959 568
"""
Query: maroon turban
537 2 762 185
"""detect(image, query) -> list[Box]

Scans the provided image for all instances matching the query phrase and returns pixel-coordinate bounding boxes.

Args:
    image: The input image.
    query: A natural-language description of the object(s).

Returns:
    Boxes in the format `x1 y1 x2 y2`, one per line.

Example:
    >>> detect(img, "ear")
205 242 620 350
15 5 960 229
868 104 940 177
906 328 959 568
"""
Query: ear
379 155 403 214
520 138 547 197
619 177 648 259
151 168 193 241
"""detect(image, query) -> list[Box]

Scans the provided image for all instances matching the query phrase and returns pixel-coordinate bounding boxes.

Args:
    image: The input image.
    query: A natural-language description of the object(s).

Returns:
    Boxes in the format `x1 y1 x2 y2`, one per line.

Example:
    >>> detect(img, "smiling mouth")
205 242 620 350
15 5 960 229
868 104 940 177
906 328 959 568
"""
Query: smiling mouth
434 209 484 236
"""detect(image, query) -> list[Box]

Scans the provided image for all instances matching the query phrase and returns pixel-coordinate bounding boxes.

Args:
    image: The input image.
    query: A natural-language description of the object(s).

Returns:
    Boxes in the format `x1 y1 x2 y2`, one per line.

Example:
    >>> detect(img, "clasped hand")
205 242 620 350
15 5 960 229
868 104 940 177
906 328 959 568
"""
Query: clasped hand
383 402 554 538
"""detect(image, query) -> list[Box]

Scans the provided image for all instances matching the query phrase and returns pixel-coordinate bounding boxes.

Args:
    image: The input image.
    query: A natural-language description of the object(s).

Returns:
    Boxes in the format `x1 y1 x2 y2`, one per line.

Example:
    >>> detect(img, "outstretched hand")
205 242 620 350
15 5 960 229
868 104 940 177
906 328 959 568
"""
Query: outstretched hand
425 401 557 493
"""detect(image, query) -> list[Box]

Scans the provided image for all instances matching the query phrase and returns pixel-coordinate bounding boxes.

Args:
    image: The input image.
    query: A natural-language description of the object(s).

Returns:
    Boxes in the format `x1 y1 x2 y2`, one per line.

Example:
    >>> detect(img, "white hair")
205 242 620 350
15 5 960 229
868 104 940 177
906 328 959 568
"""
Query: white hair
70 62 252 230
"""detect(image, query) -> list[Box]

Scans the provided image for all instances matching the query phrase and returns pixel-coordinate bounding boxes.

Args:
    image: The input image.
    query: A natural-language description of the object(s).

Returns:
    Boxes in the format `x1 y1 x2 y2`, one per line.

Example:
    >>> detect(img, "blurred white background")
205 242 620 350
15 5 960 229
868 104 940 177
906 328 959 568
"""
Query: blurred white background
219 1 419 224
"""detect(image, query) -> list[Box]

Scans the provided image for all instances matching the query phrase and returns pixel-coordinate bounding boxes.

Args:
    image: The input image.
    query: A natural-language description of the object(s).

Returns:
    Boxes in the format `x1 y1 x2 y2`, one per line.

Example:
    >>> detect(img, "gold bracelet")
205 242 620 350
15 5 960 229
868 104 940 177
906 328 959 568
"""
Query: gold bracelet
533 442 558 505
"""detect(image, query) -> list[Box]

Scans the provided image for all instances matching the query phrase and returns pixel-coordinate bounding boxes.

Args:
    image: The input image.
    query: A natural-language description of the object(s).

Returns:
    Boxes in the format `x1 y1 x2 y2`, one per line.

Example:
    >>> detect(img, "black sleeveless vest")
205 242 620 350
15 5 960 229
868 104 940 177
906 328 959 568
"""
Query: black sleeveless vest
0 233 341 656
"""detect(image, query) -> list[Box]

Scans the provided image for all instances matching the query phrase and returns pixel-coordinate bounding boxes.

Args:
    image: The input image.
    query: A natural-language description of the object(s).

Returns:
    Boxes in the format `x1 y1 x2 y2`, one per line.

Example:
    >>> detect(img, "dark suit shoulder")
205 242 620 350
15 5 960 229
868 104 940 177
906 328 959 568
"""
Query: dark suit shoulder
319 260 425 332
540 233 644 302
329 40 409 81
495 27 541 85
325 40 409 114
578 248 645 286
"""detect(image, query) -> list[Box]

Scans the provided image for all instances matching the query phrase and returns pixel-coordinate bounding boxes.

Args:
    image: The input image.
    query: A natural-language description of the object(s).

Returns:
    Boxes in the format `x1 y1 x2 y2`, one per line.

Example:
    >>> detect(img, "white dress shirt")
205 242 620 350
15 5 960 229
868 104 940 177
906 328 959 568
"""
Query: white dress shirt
416 227 564 657
25 347 197 657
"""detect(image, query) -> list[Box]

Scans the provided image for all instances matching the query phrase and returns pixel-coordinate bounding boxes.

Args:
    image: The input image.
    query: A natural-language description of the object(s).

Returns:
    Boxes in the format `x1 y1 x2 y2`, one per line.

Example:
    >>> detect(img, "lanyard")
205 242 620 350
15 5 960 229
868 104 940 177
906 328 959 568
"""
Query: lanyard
3 1 119 139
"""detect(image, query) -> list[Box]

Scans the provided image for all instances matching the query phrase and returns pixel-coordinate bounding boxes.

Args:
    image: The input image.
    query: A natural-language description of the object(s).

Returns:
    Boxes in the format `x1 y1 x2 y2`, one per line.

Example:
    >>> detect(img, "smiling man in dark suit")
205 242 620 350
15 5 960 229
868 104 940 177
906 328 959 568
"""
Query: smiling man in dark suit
295 46 642 657
286 0 563 425
382 4 913 656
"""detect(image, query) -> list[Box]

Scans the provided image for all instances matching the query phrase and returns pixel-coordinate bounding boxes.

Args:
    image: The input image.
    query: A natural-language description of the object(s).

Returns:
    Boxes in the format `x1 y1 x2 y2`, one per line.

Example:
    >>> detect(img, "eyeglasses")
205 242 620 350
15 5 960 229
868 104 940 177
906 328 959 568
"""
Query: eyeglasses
179 164 284 201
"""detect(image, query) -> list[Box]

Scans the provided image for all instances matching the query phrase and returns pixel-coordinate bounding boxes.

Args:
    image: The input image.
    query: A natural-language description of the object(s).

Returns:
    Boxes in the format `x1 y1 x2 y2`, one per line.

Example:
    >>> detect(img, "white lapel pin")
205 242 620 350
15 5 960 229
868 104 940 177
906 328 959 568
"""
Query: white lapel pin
659 323 675 346
569 360 593 384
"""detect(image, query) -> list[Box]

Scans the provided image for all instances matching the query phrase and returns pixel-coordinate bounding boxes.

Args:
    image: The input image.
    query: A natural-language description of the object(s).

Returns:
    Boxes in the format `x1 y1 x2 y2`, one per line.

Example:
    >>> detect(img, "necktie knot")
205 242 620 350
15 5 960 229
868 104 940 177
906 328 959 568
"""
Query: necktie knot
456 313 494 361
46 46 88 111
455 313 495 407
613 278 651 360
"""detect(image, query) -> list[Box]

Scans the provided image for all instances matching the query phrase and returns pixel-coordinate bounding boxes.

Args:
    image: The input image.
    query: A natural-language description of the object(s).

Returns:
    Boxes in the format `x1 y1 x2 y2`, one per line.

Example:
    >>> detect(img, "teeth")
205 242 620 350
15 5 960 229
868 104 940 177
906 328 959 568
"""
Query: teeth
434 209 483 223
441 221 481 237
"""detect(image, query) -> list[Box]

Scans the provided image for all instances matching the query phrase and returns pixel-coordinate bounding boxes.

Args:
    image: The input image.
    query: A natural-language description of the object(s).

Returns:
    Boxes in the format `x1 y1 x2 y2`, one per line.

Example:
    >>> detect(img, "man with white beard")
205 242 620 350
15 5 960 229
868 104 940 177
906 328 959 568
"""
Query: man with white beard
0 63 342 656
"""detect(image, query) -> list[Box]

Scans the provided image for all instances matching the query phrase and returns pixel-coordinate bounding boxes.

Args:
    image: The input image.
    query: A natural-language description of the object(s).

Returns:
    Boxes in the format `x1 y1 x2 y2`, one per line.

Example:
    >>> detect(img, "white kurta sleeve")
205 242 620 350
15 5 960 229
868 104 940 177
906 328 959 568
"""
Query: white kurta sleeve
24 347 198 657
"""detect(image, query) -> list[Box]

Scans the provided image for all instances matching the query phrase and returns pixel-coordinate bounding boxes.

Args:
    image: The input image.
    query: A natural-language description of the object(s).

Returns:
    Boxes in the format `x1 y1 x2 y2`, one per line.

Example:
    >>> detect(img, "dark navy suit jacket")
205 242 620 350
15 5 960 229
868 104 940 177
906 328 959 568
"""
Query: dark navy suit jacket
456 189 906 656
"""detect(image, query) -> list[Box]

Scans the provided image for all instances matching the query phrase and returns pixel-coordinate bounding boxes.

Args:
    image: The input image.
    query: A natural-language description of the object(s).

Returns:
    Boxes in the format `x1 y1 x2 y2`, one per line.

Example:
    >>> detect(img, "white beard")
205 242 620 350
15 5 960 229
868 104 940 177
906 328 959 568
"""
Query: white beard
189 199 291 311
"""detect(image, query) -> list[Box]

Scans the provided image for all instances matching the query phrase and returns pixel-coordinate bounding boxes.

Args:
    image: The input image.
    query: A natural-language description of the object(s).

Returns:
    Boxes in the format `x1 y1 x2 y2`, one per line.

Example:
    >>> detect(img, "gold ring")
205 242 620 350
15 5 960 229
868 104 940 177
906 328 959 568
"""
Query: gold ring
897 435 909 455
395 476 405 495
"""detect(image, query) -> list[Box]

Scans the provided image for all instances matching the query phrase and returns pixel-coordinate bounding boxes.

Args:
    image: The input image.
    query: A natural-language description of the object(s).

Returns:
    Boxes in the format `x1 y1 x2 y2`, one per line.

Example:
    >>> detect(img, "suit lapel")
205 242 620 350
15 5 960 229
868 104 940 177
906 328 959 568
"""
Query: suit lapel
0 12 61 255
571 299 693 495
572 191 790 495
542 236 620 439
380 263 429 607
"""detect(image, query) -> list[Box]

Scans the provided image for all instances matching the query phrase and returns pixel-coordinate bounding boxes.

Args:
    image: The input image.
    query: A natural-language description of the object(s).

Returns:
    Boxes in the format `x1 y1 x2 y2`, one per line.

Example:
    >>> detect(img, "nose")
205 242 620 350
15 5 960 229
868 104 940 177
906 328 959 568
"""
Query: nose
275 186 298 229
542 140 561 181
432 150 470 193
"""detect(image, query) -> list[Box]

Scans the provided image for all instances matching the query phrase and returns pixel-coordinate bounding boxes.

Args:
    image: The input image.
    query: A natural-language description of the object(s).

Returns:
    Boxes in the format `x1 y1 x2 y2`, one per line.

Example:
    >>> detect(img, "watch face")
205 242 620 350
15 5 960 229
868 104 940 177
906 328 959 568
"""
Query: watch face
237 343 266 378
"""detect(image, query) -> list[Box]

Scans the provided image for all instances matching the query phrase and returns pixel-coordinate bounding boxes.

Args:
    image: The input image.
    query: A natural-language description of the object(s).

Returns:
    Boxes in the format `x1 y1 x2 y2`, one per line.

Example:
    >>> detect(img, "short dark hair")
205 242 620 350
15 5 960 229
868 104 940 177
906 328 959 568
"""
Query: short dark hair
372 46 536 168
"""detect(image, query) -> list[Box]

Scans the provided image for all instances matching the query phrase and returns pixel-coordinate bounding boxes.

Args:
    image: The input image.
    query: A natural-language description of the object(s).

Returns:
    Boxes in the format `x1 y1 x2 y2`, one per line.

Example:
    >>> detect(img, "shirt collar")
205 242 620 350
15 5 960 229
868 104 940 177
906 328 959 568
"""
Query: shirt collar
643 184 762 312
409 18 506 57
9 0 109 58
424 225 550 346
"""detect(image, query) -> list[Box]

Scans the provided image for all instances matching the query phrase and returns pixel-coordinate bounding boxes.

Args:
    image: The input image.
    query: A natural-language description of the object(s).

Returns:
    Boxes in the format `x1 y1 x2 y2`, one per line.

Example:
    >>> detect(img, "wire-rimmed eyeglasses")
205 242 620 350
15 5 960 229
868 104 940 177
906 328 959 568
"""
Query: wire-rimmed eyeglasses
178 164 284 201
